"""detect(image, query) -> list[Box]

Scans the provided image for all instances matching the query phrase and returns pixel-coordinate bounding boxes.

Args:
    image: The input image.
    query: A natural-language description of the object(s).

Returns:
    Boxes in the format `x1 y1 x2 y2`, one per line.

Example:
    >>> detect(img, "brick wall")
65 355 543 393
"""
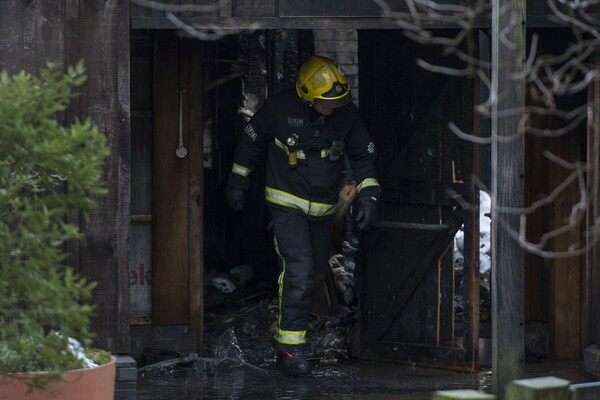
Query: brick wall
313 29 359 105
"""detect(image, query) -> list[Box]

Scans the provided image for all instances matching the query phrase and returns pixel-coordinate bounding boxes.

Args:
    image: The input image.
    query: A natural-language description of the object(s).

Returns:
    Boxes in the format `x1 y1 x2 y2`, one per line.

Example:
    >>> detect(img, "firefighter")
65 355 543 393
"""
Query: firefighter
225 55 381 376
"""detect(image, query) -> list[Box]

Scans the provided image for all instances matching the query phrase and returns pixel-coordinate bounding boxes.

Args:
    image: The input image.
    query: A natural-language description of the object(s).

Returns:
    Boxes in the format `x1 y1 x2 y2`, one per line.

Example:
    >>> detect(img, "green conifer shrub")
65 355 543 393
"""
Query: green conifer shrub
0 62 110 389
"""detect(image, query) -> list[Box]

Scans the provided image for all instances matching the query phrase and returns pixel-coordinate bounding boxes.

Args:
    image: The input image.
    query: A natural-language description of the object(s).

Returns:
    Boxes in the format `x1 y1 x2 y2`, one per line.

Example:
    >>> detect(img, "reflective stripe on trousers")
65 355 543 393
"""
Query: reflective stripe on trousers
270 208 333 349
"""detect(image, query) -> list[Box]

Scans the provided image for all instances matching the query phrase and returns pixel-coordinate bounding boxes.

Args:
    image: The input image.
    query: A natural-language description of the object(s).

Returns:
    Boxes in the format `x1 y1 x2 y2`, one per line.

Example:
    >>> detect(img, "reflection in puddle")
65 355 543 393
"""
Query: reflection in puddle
132 328 596 400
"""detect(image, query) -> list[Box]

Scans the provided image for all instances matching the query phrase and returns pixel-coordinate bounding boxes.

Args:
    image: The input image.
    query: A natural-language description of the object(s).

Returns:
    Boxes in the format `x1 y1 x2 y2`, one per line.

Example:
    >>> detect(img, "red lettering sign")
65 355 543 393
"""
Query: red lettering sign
129 264 152 286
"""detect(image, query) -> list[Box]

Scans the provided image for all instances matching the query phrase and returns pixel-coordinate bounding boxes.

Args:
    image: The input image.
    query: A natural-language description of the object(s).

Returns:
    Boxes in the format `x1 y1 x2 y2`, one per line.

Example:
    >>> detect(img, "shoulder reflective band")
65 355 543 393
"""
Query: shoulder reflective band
265 186 336 217
232 163 251 177
274 328 307 345
356 177 380 192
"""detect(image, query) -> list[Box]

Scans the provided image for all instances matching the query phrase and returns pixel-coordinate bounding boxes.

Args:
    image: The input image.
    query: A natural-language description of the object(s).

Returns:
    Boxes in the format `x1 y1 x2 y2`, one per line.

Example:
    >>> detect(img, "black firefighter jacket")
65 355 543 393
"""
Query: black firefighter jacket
228 90 381 219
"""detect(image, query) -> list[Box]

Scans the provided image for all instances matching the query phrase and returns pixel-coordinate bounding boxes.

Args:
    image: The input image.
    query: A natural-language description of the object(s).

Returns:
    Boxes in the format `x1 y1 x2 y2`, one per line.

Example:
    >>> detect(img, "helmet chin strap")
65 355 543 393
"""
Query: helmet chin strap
297 95 314 108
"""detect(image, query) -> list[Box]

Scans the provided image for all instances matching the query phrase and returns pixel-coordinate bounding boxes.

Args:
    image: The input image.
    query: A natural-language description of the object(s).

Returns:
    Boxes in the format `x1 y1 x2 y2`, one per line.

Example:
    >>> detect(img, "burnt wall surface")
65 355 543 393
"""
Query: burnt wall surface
204 30 314 285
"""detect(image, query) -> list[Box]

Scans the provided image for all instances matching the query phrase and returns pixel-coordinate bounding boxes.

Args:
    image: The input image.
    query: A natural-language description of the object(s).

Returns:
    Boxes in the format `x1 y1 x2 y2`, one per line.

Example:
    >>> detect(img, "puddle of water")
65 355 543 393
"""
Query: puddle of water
135 358 488 400
133 359 599 400
132 328 597 400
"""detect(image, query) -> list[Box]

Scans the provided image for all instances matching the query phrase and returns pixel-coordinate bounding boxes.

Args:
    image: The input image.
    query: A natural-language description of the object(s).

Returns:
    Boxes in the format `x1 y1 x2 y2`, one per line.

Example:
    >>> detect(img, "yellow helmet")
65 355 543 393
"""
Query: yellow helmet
296 55 351 107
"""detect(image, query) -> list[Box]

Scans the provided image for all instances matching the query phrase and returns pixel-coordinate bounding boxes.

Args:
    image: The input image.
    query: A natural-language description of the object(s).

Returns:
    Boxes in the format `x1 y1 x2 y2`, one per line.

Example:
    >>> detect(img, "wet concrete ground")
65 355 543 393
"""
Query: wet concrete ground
128 287 598 399
131 358 598 400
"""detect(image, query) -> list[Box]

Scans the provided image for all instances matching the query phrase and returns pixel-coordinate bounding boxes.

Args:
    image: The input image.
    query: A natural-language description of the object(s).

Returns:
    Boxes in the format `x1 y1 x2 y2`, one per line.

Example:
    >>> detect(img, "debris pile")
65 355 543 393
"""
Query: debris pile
203 240 360 366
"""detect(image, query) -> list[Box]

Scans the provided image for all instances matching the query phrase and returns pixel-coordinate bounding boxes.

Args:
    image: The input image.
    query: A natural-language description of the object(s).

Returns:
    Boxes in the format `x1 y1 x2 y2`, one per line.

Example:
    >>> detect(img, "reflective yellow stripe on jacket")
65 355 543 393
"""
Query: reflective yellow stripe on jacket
232 162 251 177
356 177 380 192
265 186 336 217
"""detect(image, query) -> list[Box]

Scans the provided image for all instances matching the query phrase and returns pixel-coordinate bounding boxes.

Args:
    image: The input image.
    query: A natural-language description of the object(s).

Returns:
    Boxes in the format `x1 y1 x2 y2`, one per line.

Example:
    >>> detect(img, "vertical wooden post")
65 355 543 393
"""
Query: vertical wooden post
463 44 482 369
153 31 190 324
77 0 131 352
583 53 600 374
586 53 600 351
115 0 133 352
491 0 525 398
463 175 480 370
188 39 205 354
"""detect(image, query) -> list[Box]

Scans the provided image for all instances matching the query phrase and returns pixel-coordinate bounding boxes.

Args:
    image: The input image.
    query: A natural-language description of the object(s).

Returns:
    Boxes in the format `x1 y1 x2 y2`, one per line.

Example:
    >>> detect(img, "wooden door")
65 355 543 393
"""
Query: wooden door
152 31 204 344
358 30 478 369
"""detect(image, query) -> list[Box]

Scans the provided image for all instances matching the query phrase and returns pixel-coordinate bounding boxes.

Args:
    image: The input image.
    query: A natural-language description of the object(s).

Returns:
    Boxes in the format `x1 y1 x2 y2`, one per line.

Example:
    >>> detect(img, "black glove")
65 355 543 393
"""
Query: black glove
355 198 378 230
225 186 245 212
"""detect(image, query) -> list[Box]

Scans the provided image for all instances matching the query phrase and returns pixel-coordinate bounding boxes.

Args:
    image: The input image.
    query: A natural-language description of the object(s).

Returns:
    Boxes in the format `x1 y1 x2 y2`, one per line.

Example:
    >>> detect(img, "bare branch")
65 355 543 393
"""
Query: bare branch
416 59 472 77
547 0 600 39
131 0 221 13
131 0 258 41
166 12 227 40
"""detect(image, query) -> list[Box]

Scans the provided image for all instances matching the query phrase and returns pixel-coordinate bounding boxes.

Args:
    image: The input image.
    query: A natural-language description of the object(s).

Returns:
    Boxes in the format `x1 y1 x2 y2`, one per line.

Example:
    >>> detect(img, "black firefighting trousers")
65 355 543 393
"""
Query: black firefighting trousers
269 207 333 351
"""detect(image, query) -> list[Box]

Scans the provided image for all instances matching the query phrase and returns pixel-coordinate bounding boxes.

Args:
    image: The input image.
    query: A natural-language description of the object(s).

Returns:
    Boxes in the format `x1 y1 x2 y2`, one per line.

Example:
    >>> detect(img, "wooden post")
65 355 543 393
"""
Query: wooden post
463 176 480 370
153 31 190 324
491 0 526 398
506 377 570 400
463 61 482 368
432 389 496 399
76 0 131 352
188 39 205 354
586 53 600 356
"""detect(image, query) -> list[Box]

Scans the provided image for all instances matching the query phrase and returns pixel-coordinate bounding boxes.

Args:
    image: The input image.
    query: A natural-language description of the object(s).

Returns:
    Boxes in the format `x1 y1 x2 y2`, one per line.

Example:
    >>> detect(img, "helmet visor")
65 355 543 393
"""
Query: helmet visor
317 82 351 107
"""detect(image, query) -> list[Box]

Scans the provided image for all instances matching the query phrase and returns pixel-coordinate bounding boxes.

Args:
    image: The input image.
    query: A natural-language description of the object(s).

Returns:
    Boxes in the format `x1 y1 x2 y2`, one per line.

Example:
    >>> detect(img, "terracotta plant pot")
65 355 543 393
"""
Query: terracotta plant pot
0 356 116 400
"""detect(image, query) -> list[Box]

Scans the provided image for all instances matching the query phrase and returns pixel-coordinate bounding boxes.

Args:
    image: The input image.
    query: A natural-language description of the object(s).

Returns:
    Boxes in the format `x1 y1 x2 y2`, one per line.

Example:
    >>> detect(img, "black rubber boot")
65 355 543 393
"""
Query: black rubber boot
276 350 311 376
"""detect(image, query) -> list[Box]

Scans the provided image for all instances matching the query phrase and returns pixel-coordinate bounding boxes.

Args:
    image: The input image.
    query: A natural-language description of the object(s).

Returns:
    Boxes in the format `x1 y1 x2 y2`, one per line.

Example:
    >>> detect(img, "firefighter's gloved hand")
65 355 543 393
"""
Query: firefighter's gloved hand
225 186 245 212
356 198 378 230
